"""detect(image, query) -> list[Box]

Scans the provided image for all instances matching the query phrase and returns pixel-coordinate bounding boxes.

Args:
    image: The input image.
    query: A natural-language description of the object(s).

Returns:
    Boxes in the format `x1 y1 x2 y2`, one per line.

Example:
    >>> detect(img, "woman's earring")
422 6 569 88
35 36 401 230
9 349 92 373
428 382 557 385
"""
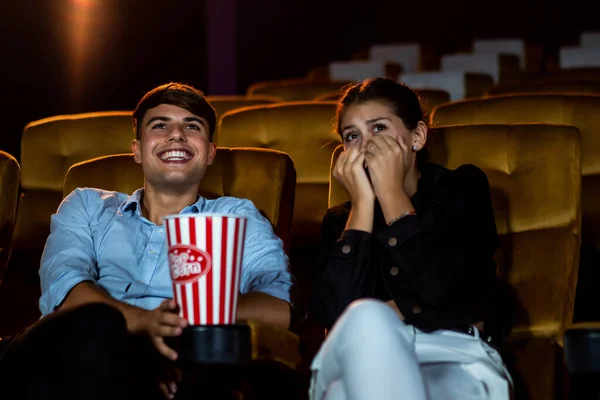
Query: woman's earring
412 144 418 151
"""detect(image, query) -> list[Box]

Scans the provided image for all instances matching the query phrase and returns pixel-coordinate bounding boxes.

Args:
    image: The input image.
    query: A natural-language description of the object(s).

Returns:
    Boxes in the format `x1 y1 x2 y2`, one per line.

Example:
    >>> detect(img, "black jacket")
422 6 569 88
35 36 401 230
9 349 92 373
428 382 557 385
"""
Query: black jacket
312 163 512 342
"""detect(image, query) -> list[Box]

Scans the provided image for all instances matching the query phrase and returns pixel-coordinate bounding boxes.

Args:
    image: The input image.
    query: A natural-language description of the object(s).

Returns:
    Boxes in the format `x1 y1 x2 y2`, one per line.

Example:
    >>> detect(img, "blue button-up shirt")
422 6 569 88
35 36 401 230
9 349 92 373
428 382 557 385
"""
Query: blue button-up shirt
39 188 293 315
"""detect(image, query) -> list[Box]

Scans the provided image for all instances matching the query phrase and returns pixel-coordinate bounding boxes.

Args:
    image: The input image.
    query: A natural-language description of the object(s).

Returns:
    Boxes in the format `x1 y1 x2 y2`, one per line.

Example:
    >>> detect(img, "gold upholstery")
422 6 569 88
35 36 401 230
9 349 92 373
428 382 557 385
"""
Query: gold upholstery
313 90 345 102
415 89 451 115
430 93 600 248
0 151 20 282
246 79 351 102
217 102 341 247
16 111 134 250
245 319 302 368
327 145 346 210
314 88 450 118
429 124 581 400
427 124 581 336
17 100 282 251
207 95 283 119
64 148 296 252
329 124 582 399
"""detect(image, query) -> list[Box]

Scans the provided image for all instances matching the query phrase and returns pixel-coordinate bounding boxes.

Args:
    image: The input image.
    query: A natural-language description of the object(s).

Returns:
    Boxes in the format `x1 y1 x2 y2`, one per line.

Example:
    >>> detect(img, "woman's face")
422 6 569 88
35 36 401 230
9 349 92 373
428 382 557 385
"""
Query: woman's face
339 100 416 153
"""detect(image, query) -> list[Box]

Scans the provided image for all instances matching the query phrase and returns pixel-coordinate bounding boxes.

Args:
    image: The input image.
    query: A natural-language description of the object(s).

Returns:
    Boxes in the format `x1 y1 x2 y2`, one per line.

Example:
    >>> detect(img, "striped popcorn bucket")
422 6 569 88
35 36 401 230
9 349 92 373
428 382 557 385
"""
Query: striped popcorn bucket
164 214 247 326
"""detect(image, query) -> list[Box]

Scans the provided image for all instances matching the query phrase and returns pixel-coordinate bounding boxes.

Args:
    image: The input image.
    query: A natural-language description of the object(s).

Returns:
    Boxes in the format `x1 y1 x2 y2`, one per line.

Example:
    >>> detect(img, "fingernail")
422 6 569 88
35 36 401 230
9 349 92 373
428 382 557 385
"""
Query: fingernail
170 383 177 393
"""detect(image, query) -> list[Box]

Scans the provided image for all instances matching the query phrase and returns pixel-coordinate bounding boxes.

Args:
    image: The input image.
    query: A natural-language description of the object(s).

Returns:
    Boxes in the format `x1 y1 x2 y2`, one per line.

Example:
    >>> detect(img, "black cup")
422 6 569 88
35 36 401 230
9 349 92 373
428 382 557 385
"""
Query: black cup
167 324 251 366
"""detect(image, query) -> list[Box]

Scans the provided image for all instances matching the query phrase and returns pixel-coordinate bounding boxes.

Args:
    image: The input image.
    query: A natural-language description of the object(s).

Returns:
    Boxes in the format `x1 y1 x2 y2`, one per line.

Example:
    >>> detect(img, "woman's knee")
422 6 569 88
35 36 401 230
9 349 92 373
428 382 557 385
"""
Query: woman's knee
334 299 411 343
324 379 346 400
342 299 401 327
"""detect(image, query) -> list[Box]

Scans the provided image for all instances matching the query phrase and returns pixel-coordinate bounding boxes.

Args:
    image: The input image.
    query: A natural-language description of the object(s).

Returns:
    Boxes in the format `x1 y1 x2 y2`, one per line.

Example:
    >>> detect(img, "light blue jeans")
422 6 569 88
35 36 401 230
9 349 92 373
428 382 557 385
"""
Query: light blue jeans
310 299 512 400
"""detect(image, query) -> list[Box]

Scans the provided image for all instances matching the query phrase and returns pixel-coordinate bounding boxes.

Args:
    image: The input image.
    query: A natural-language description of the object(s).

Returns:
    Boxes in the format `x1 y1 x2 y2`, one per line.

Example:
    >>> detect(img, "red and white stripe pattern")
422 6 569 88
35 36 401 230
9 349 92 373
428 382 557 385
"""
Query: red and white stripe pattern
165 214 247 325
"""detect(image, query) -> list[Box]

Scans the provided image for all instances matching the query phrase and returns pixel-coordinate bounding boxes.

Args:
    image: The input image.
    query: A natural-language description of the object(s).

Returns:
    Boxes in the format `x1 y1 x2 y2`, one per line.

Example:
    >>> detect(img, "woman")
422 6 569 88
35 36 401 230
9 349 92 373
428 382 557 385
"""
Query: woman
310 78 513 400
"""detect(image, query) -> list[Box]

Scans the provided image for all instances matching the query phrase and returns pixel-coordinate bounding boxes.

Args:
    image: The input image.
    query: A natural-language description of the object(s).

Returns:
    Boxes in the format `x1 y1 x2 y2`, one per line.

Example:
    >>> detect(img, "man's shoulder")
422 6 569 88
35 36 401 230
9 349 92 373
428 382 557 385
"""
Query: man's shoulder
201 196 274 228
67 187 128 201
62 187 130 213
203 196 259 215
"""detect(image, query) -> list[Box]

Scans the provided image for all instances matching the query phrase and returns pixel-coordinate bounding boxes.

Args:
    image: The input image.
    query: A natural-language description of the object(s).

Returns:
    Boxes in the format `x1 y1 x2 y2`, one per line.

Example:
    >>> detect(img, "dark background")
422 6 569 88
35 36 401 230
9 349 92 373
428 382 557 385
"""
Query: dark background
0 0 593 159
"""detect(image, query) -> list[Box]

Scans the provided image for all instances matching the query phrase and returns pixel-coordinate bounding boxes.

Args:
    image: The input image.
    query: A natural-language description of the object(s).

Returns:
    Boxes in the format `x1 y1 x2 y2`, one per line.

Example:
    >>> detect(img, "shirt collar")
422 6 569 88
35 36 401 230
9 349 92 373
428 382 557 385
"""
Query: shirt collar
119 188 144 215
119 188 205 215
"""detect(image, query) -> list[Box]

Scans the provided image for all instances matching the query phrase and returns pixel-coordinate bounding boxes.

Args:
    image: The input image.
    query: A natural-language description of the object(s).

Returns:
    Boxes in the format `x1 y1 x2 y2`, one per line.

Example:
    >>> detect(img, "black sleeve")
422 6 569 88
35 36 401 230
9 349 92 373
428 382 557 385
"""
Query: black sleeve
378 164 499 308
311 204 375 330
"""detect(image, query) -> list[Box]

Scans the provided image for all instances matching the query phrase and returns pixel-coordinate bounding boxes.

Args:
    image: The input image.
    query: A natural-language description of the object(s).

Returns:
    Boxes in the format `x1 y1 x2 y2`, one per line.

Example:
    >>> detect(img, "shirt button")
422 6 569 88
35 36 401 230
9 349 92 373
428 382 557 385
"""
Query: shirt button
412 306 422 314
389 266 399 276
388 237 398 247
341 245 351 254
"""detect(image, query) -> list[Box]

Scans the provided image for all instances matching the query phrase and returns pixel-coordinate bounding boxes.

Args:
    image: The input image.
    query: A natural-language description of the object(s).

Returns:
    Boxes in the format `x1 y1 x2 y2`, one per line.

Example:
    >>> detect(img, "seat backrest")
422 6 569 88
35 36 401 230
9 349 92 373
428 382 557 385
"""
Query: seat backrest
427 124 581 338
314 89 450 118
329 123 582 338
581 32 600 48
217 101 340 247
246 79 350 102
473 38 526 69
441 53 521 84
207 95 283 120
328 60 387 82
560 47 600 69
313 90 342 102
15 111 134 250
399 71 494 101
368 43 421 73
63 148 296 252
430 93 600 247
543 67 600 82
416 89 451 116
487 79 600 96
328 144 346 209
0 151 20 280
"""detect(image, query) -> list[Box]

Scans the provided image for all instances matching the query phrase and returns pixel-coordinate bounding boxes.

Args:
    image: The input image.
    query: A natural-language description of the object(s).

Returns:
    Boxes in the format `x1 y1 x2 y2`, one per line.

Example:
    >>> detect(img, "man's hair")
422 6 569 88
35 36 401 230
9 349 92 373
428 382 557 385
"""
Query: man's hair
132 82 216 141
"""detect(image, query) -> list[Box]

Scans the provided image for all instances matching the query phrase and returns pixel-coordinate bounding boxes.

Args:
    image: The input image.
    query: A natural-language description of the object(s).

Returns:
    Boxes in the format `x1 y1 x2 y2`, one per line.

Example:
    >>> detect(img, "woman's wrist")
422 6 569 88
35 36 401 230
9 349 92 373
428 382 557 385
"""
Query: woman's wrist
379 192 415 225
386 211 416 226
346 199 374 233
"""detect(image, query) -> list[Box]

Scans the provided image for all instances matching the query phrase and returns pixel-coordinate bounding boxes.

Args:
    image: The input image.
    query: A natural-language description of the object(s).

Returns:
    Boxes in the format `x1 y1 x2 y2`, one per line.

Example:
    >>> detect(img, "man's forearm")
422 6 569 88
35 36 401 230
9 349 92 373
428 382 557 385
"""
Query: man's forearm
58 281 147 333
236 292 291 330
60 283 291 331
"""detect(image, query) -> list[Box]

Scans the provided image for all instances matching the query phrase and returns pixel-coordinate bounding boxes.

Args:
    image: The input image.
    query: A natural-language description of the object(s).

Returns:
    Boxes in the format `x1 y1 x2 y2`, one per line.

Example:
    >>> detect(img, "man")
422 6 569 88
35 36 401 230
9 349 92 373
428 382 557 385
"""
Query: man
0 83 293 399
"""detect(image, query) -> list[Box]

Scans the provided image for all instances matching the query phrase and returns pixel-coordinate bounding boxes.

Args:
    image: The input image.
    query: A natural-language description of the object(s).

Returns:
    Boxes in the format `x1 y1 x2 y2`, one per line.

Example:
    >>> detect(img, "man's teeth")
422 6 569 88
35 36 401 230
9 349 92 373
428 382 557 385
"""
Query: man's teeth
160 150 192 160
